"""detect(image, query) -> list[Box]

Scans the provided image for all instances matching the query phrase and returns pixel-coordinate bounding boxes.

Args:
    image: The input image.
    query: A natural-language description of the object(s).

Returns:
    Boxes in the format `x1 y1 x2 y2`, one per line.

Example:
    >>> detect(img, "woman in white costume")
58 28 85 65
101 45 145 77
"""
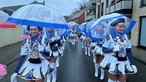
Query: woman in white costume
92 24 106 80
41 28 62 82
83 35 91 56
11 26 53 82
100 18 137 82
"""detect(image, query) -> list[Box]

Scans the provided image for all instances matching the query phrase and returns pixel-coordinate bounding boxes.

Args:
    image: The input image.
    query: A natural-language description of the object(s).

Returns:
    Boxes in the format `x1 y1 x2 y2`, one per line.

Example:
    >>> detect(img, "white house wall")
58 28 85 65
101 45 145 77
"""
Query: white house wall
0 25 23 48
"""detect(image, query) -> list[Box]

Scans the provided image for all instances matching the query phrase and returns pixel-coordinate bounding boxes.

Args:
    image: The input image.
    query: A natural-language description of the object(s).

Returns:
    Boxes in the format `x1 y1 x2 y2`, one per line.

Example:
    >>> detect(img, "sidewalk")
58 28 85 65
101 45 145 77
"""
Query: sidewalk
132 46 146 65
0 42 21 66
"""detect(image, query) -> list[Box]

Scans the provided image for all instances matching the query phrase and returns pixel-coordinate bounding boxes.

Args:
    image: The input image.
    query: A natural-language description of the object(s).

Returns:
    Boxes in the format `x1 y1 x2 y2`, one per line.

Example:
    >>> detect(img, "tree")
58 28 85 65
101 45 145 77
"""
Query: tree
77 0 88 10
71 0 87 16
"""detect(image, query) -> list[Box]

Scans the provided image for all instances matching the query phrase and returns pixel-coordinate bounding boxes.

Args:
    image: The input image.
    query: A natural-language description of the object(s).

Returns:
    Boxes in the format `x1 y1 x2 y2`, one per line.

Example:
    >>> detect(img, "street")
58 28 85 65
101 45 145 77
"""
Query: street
0 40 146 82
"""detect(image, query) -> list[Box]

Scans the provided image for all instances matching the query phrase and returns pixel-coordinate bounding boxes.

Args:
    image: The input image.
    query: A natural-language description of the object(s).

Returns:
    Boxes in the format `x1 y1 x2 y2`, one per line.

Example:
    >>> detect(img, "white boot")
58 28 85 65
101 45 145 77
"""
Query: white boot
85 47 87 55
95 64 98 77
93 53 96 63
47 74 51 82
100 68 104 80
63 44 65 51
56 57 60 67
72 39 75 45
108 78 116 82
52 68 57 82
88 47 91 56
82 42 84 48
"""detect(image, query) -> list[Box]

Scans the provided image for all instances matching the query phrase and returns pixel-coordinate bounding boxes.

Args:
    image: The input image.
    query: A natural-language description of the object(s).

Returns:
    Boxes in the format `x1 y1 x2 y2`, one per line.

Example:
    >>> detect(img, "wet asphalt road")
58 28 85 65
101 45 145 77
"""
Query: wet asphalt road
0 40 146 82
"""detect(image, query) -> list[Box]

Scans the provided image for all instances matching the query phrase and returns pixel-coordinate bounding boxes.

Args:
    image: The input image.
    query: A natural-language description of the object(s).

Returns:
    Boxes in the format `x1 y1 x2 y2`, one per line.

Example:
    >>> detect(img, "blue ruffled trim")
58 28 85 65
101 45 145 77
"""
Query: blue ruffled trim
7 18 69 29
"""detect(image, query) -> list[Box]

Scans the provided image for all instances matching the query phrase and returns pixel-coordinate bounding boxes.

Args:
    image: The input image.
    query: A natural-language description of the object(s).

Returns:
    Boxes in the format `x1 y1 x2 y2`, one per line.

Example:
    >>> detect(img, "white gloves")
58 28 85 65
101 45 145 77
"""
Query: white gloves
11 73 18 82
113 45 120 52
131 65 137 73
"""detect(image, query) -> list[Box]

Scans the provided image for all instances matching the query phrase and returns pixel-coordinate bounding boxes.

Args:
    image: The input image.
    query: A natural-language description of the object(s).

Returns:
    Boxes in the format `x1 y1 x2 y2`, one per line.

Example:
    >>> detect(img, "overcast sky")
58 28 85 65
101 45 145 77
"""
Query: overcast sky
0 0 89 16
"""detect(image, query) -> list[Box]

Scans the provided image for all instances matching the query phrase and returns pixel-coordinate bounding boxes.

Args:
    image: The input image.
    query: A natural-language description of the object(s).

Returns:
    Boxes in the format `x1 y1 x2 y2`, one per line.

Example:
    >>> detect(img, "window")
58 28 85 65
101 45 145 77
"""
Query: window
98 5 100 18
139 17 146 47
106 0 109 8
101 3 104 16
140 0 146 7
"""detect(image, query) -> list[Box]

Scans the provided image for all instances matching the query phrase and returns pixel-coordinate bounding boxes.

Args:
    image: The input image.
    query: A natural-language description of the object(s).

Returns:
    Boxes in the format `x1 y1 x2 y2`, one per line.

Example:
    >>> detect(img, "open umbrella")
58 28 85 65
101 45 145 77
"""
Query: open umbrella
0 10 9 22
84 19 97 36
76 22 86 33
68 21 78 29
90 13 136 41
0 22 16 28
7 4 68 29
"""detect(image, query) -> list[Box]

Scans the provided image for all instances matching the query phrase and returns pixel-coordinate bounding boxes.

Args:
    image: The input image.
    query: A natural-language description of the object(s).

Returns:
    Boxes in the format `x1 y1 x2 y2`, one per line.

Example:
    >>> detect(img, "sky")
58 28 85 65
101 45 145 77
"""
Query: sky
0 0 89 16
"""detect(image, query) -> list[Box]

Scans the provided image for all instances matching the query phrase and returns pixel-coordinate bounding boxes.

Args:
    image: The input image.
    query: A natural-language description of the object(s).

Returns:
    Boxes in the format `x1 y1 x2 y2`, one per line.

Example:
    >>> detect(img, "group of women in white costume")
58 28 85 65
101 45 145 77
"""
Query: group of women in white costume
10 12 137 82
80 33 92 56
91 23 107 80
11 26 66 82
76 13 137 82
6 3 68 82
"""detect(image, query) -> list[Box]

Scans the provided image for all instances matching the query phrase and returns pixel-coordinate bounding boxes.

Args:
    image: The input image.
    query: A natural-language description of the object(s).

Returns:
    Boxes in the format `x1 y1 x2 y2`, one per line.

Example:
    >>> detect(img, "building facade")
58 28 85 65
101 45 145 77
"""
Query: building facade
132 0 146 47
85 0 96 21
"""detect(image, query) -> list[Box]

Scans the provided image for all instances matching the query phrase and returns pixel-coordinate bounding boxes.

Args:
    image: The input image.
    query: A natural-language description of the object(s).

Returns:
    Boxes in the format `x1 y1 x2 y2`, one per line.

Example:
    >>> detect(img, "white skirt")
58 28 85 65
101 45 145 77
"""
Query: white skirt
18 59 53 80
100 55 137 75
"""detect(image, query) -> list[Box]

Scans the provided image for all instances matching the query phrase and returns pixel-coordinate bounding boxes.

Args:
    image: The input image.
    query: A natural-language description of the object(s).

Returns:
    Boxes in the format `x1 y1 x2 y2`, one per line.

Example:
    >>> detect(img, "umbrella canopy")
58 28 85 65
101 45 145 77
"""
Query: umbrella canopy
0 22 16 28
84 19 97 36
7 4 68 29
68 21 78 29
0 10 9 22
90 22 107 41
90 13 136 40
76 22 86 33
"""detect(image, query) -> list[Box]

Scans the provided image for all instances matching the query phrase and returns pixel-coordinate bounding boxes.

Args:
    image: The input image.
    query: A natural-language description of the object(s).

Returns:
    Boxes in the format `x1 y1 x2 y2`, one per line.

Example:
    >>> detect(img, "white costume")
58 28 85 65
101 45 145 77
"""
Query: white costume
68 30 78 45
100 34 137 75
17 36 53 80
42 29 62 82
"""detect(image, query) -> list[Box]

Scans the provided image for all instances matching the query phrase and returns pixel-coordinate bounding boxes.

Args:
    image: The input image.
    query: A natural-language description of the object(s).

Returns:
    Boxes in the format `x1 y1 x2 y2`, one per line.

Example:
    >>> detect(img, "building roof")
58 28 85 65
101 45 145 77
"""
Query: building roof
0 1 43 11
70 9 85 20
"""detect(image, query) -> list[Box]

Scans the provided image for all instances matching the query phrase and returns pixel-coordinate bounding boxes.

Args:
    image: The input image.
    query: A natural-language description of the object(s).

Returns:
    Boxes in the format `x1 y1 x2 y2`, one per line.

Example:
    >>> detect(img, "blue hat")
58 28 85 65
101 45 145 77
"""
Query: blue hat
110 18 125 26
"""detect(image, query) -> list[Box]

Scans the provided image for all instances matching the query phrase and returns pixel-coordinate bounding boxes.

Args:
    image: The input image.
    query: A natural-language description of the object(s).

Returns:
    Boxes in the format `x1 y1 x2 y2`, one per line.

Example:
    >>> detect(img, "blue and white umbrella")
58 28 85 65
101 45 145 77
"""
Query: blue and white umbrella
84 19 97 36
90 13 136 41
7 4 68 29
76 22 86 33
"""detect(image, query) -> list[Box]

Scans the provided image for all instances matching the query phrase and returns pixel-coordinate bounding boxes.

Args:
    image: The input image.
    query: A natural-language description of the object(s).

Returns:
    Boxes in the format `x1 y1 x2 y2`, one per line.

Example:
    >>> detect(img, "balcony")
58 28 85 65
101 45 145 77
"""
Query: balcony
86 0 96 10
106 0 132 15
